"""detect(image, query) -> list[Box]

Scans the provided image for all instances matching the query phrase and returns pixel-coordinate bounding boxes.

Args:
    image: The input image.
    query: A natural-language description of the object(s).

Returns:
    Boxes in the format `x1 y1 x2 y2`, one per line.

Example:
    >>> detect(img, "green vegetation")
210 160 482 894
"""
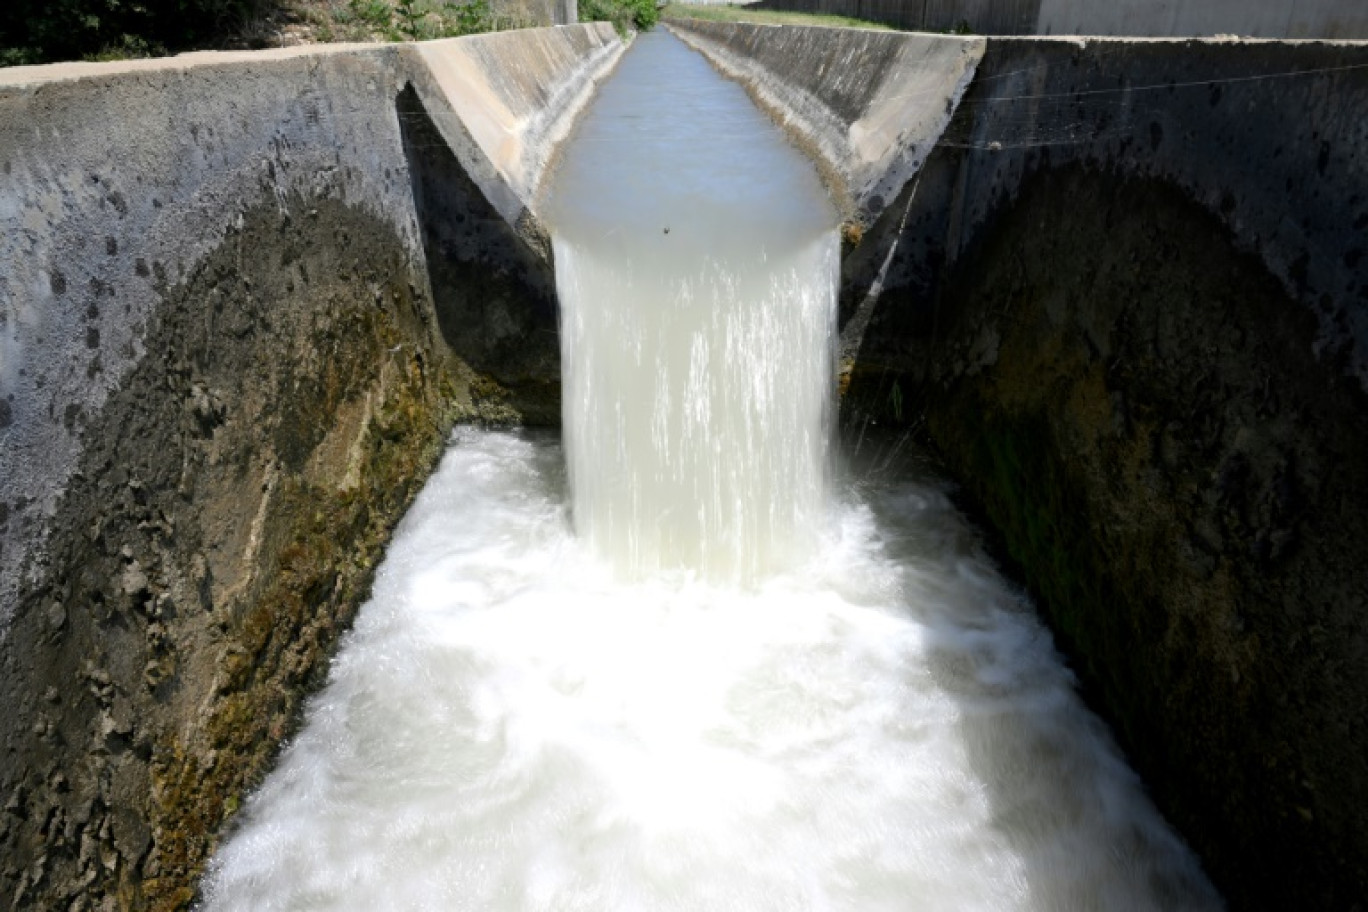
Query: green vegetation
580 0 659 35
0 0 516 66
332 0 497 41
0 0 269 65
661 2 891 30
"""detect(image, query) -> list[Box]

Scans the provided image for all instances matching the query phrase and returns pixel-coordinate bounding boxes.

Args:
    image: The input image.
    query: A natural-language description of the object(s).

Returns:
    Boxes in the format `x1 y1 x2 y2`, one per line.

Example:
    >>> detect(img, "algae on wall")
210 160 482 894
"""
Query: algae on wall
0 195 474 911
846 167 1368 909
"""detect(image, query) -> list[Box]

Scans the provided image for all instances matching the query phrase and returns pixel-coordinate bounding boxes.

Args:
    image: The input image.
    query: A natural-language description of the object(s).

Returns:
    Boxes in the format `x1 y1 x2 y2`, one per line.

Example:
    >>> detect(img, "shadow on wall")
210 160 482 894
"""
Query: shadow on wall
396 83 562 424
855 168 1368 911
839 34 1368 912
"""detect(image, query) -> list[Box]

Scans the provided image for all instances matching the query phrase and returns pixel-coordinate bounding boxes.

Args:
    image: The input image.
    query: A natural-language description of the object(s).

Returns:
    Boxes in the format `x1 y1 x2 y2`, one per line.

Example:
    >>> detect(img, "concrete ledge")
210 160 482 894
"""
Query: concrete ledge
0 23 623 638
666 18 984 227
1 41 416 634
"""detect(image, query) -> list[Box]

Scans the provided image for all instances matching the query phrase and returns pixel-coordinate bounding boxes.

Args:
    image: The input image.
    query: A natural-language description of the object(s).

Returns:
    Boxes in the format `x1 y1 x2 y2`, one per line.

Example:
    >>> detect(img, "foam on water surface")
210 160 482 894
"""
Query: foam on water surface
201 429 1219 910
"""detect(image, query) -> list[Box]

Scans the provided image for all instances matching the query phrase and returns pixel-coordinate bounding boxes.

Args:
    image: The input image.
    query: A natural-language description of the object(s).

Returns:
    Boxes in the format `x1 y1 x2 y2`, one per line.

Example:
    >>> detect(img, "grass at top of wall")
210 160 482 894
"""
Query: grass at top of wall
1 0 531 67
661 3 891 30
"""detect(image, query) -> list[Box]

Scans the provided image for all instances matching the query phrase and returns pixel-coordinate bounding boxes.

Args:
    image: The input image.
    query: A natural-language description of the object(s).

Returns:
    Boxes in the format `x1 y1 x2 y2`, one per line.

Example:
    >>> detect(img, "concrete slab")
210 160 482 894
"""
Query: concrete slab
414 23 624 224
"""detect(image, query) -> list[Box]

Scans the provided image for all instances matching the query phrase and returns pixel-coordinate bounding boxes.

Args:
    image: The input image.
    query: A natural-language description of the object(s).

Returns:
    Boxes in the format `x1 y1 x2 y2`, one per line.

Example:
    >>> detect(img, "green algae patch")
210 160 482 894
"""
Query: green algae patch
846 165 1368 908
0 194 473 911
147 339 458 912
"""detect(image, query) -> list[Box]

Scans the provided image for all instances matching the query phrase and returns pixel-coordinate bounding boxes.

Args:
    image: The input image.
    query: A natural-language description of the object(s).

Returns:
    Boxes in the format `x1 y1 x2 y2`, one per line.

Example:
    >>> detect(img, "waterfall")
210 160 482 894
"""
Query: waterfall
555 233 837 581
199 32 1222 912
543 31 842 583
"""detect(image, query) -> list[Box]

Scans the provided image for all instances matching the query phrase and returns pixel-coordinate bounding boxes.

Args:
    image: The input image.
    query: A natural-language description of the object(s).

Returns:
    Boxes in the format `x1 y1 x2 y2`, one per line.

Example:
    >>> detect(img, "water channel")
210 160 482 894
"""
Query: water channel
200 31 1222 911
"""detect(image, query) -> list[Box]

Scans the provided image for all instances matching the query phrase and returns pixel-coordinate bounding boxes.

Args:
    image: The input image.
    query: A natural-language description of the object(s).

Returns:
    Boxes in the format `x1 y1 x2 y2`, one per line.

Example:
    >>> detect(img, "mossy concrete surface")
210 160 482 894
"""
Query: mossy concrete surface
0 27 621 910
903 171 1367 909
836 35 1368 911
1 196 466 911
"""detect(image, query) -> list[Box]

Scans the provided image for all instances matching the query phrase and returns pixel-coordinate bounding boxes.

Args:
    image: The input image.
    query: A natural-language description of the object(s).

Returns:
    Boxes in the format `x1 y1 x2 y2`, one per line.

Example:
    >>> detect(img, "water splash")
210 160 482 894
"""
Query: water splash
200 429 1221 911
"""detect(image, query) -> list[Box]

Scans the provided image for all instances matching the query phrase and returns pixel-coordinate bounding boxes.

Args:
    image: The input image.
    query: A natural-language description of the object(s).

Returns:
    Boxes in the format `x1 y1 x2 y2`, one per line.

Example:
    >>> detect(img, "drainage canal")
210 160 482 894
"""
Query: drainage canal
201 31 1221 909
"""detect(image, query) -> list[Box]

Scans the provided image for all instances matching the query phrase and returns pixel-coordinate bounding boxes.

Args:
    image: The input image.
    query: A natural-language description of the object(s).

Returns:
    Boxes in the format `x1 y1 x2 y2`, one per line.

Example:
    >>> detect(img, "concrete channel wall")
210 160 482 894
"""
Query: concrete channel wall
671 17 1368 910
0 24 621 909
749 0 1368 39
3 16 1366 912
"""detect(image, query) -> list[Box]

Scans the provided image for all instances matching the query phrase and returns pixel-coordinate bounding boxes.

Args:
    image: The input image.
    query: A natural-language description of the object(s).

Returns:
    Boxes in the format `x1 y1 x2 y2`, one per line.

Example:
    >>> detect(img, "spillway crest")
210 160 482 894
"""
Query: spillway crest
200 30 1222 912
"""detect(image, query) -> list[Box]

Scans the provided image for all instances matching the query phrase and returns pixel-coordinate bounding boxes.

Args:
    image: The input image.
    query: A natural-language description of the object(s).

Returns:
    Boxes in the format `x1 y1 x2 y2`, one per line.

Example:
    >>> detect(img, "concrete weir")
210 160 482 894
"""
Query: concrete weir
0 15 1365 912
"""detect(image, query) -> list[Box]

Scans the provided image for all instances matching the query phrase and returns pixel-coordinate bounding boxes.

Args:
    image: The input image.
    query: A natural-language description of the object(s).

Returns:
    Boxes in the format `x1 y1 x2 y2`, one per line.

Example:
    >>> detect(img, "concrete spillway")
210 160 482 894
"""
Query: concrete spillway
1 17 1366 912
199 33 1217 908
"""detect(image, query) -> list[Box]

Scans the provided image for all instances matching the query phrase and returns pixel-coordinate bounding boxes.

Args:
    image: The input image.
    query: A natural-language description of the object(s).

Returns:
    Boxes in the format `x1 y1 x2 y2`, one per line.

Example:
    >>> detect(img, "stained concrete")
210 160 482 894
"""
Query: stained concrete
0 25 621 909
832 31 1368 912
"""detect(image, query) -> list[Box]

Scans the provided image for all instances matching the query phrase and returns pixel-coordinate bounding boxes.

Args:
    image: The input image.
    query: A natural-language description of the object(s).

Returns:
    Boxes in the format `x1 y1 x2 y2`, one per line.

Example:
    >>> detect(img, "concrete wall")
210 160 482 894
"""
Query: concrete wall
858 32 1368 912
671 19 1368 910
749 0 1368 37
0 25 621 910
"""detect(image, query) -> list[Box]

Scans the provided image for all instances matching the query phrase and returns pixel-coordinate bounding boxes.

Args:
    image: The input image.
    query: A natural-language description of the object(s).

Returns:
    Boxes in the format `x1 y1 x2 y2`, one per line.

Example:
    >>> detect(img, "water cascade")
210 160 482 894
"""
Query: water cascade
545 32 839 583
200 32 1222 911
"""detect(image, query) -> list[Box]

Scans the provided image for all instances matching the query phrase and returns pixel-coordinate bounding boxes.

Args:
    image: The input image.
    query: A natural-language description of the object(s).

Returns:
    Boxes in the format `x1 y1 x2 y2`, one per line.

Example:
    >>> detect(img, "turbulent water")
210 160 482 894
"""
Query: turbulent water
201 429 1219 910
200 30 1221 912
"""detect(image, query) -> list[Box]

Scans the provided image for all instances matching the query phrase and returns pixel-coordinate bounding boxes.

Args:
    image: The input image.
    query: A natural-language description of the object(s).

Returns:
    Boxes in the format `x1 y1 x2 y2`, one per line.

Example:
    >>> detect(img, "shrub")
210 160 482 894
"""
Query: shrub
0 0 500 65
336 0 494 41
579 0 658 36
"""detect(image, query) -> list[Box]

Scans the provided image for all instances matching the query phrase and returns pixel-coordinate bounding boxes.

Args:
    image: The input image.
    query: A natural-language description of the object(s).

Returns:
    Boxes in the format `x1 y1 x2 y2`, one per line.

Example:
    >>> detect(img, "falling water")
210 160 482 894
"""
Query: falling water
543 31 839 582
199 31 1222 912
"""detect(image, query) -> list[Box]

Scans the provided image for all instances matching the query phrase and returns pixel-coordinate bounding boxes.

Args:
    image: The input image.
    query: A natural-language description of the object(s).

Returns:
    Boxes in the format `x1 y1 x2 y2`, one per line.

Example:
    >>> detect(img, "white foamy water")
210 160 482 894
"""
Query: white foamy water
201 429 1220 911
200 30 1221 911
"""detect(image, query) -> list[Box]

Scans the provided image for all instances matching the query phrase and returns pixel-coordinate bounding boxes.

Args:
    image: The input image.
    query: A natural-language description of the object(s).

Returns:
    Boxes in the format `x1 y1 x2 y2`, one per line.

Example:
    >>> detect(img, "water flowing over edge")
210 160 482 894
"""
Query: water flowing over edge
555 231 839 583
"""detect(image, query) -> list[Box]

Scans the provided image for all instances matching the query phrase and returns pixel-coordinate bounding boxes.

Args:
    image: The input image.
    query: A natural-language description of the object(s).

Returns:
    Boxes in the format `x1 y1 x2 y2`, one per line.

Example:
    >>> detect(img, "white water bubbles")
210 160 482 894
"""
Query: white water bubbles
200 429 1220 911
